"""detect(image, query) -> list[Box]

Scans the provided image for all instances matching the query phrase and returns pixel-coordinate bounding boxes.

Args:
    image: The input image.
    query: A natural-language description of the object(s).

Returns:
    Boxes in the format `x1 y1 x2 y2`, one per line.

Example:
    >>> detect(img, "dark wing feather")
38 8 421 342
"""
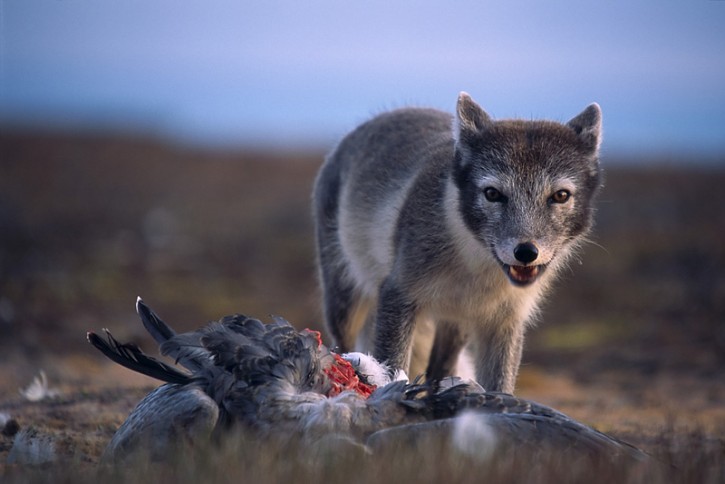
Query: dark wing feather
157 314 255 372
87 329 192 385
198 319 260 366
136 297 176 344
160 330 212 372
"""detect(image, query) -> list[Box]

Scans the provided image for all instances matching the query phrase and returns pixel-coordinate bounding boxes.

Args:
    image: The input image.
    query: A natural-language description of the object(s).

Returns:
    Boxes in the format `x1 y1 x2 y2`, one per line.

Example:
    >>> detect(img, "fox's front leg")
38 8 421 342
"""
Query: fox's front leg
373 277 418 378
426 321 467 383
472 321 525 393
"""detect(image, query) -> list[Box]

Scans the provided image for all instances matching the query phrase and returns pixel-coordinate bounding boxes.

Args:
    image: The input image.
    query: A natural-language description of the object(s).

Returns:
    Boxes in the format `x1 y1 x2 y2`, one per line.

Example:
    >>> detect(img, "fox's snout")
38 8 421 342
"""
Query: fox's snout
495 239 552 268
500 241 547 286
513 242 539 264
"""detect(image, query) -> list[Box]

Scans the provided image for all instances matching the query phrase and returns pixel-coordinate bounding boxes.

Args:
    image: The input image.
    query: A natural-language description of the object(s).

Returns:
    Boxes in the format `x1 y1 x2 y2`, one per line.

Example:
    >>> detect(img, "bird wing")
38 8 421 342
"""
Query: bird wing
136 297 176 344
366 412 648 463
102 383 219 464
87 329 192 385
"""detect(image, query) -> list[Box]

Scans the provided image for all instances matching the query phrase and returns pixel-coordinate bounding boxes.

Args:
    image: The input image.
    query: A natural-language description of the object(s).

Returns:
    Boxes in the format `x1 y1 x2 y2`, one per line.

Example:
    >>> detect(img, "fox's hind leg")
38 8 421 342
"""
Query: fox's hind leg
426 321 467 383
319 262 370 352
314 157 369 352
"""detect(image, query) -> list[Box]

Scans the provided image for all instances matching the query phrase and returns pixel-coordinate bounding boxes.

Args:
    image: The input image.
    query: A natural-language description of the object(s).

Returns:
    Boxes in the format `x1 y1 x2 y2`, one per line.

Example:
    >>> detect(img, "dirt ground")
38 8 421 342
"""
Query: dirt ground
0 129 723 480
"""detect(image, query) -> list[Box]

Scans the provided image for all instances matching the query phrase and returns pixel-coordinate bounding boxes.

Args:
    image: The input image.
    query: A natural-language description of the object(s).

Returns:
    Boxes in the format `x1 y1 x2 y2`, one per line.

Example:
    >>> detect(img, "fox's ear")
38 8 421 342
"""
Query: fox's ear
567 103 602 152
455 92 492 141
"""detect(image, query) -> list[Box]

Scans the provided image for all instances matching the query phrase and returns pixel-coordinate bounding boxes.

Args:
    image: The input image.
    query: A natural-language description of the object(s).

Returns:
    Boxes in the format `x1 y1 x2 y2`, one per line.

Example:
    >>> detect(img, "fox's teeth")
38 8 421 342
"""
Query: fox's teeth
509 265 539 281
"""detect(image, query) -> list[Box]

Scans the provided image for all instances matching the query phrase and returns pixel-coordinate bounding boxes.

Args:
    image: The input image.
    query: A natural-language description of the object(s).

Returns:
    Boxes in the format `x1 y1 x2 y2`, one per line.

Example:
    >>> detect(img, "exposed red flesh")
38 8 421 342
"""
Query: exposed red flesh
323 353 376 398
304 328 376 398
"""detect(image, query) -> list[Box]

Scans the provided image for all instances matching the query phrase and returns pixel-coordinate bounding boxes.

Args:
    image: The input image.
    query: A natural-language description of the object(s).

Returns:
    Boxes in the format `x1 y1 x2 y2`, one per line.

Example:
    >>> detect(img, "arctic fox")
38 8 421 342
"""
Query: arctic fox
313 93 602 393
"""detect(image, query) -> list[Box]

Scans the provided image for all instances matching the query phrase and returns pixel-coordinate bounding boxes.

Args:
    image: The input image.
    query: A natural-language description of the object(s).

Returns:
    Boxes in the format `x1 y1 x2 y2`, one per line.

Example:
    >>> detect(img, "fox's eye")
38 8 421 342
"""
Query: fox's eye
550 189 571 204
483 187 505 203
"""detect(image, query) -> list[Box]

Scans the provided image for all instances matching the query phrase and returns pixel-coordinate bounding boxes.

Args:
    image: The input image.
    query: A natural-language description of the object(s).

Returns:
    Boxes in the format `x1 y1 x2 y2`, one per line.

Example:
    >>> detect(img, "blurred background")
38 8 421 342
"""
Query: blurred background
3 1 725 156
1 0 724 442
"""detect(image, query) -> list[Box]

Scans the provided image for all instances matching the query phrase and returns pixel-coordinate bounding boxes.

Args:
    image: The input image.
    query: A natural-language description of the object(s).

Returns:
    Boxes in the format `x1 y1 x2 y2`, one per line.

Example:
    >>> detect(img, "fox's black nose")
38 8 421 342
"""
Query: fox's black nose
514 242 539 264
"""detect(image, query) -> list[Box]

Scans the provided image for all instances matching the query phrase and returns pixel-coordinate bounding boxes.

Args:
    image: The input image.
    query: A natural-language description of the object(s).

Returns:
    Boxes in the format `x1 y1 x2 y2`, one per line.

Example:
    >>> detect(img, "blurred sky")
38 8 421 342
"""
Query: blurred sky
1 1 724 158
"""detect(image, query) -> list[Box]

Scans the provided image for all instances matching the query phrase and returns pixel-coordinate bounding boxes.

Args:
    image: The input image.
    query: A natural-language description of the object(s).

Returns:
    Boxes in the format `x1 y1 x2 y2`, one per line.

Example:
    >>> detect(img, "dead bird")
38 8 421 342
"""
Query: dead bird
88 298 647 465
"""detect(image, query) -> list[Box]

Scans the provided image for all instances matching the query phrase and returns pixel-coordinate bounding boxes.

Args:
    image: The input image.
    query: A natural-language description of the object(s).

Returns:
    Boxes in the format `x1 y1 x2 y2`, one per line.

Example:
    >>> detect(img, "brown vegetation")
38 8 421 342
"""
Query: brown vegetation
0 129 723 482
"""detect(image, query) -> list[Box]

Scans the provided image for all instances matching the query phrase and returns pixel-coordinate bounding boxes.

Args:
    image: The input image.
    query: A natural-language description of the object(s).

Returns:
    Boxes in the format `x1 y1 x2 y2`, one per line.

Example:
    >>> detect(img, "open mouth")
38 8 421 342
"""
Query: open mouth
503 264 546 286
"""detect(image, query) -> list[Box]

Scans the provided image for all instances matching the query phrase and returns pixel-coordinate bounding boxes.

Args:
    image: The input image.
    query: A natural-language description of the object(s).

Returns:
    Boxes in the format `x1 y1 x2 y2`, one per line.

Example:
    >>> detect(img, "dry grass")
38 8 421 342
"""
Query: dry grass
0 416 722 484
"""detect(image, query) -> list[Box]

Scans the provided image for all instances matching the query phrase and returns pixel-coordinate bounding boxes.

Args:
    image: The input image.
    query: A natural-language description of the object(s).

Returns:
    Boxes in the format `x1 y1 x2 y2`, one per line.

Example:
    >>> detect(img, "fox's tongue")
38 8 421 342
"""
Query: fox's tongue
508 265 540 284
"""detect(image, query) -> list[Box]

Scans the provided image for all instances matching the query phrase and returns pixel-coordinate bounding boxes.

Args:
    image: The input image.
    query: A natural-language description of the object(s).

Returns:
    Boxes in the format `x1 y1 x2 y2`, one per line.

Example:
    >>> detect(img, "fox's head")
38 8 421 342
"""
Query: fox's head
451 93 602 287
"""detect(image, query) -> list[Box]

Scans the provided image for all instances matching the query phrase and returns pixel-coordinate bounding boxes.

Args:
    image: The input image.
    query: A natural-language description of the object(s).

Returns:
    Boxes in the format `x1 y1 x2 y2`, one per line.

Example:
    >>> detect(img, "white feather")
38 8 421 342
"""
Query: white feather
341 352 409 386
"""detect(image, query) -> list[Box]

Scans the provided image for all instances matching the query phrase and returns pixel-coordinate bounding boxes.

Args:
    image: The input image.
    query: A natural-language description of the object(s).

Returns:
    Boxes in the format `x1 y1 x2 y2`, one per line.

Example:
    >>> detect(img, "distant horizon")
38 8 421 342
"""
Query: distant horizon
2 1 724 161
4 115 723 167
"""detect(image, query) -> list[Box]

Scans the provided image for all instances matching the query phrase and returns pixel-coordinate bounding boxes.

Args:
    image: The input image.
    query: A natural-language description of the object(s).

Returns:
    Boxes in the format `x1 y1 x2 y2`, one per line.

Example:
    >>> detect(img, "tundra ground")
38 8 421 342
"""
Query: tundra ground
0 130 722 482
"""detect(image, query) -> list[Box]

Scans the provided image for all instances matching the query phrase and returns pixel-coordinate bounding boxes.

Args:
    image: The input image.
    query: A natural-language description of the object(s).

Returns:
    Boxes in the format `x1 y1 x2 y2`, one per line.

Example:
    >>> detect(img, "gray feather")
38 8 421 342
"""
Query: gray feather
93 299 647 465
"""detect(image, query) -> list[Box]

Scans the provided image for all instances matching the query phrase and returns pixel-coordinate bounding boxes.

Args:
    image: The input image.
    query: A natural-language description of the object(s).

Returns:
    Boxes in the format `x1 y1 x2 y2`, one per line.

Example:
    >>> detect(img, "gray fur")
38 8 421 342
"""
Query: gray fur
313 92 602 393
